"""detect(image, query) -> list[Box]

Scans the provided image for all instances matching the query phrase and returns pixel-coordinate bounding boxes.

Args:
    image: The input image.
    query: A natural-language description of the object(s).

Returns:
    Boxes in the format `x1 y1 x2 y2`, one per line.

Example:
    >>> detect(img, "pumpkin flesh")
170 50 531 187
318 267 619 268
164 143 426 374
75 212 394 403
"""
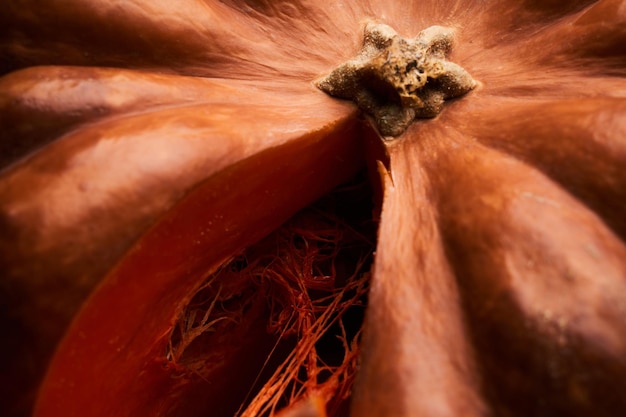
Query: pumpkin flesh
33 118 366 417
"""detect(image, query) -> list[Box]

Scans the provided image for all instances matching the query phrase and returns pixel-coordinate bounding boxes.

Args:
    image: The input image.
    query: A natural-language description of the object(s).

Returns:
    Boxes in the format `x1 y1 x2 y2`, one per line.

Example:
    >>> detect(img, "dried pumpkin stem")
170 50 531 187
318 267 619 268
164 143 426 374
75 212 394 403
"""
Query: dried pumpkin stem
315 22 476 137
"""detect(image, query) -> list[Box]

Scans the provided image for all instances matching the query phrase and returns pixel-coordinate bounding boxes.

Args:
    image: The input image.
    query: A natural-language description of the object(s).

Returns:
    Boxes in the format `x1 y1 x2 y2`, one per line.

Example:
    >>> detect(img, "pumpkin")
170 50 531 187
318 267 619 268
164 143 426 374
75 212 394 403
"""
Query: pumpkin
1 0 625 416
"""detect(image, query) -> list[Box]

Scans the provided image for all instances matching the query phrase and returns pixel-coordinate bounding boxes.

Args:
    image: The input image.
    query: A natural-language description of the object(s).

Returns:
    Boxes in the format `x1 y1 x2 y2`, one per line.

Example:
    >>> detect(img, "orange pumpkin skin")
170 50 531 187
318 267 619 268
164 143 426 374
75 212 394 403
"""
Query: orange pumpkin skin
1 1 625 417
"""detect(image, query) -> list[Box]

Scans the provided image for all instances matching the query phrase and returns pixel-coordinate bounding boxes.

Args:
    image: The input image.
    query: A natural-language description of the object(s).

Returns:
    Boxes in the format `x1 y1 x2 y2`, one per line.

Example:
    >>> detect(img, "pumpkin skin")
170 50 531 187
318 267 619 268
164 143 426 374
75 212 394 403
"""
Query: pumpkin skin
1 1 625 417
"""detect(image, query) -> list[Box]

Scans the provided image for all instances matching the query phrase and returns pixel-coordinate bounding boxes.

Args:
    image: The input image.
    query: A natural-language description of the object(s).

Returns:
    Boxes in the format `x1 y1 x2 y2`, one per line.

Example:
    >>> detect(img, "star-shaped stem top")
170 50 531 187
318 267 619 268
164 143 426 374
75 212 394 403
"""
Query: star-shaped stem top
316 22 476 137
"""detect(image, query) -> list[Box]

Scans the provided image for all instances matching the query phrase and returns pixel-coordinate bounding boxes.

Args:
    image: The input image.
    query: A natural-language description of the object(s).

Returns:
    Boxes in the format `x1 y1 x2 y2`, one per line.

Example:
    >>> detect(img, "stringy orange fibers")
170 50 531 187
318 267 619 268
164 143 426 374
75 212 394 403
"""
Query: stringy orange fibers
167 178 375 417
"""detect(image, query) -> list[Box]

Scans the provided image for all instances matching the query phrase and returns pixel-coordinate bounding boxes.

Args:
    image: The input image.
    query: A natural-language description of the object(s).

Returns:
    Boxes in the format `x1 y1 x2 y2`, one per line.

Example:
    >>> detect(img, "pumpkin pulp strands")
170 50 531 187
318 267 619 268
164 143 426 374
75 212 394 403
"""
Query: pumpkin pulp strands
165 175 375 417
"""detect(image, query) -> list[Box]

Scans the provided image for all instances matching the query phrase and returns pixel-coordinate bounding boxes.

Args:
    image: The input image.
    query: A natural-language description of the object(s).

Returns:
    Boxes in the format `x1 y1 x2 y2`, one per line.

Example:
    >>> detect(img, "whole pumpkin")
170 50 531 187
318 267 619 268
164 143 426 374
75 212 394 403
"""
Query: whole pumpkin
1 1 625 417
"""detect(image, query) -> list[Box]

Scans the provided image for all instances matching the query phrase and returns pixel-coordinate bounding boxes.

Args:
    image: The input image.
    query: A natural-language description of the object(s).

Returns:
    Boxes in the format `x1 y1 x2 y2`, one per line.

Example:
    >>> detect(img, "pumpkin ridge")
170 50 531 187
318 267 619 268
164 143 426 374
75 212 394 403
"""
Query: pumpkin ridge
459 97 626 239
412 127 626 417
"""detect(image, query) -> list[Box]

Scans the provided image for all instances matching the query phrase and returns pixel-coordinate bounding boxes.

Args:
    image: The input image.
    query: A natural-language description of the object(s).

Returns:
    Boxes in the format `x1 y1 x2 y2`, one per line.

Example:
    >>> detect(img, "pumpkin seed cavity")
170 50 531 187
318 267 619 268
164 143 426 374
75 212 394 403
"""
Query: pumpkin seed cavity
316 22 476 138
167 174 376 416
